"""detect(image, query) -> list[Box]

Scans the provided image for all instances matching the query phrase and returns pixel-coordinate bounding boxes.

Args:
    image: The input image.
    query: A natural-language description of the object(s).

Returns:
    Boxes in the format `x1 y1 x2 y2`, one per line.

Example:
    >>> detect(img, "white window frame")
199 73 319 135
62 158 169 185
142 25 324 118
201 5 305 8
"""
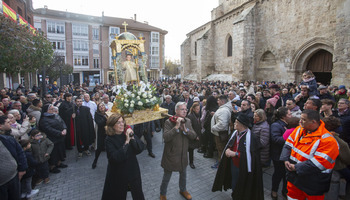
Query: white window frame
92 28 99 40
73 40 89 52
93 58 99 68
151 32 159 43
47 21 65 34
52 41 65 50
151 46 159 56
73 55 89 67
72 24 88 37
109 27 120 40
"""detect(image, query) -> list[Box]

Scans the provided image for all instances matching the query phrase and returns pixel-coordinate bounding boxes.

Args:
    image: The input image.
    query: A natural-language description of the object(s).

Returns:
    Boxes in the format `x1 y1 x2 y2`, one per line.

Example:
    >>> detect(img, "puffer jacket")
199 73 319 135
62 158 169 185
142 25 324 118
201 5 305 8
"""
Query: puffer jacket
30 134 54 163
39 113 67 143
211 102 233 136
10 120 31 141
252 120 270 164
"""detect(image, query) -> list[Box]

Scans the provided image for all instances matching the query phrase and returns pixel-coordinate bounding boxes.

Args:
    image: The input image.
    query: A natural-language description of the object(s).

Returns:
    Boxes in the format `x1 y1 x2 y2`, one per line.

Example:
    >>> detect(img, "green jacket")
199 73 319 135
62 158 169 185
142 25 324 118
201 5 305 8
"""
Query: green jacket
30 135 54 163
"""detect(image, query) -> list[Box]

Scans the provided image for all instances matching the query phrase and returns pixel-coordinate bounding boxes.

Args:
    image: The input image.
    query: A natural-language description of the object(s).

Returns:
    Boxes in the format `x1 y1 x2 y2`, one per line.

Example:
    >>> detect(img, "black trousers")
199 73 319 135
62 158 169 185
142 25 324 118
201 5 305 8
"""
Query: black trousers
0 174 20 200
134 122 153 154
272 160 287 194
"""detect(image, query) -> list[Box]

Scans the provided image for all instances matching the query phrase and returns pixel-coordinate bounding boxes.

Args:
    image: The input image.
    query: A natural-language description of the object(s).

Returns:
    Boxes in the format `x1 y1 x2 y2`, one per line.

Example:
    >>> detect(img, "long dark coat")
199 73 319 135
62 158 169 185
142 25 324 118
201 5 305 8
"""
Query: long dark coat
212 131 264 200
73 105 95 146
94 112 107 150
101 133 144 200
161 118 196 172
59 100 74 147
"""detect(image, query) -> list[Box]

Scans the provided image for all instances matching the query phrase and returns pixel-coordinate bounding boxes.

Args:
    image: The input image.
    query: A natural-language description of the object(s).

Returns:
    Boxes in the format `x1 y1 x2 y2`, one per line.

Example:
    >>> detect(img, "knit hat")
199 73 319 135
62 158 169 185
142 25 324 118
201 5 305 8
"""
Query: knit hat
266 97 278 107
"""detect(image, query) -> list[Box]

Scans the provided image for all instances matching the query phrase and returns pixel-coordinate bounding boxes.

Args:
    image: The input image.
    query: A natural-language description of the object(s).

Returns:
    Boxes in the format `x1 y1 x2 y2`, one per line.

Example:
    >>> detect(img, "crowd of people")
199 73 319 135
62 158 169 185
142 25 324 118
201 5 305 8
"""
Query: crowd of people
1 69 350 200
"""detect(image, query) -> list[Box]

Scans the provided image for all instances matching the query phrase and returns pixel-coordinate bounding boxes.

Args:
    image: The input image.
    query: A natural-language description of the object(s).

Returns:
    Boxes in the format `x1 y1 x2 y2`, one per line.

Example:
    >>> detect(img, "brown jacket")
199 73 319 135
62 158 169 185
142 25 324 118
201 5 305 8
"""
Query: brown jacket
333 132 350 170
161 118 196 172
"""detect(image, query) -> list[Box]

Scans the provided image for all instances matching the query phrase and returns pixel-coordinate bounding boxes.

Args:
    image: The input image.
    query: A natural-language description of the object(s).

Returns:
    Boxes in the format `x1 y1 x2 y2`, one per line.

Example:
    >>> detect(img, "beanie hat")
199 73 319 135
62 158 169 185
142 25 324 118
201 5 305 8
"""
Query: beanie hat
266 97 278 107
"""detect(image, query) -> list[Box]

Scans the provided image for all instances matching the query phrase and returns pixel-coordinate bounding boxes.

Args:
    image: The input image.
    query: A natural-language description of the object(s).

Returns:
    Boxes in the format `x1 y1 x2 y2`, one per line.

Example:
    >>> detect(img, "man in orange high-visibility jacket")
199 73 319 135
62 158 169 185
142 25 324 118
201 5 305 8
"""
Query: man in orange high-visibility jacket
280 109 339 200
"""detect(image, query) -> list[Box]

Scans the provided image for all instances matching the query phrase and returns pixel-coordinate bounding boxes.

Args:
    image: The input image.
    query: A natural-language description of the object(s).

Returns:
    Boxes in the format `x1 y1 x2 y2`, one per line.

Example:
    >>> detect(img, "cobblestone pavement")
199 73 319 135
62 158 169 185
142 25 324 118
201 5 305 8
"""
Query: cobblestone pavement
34 131 283 200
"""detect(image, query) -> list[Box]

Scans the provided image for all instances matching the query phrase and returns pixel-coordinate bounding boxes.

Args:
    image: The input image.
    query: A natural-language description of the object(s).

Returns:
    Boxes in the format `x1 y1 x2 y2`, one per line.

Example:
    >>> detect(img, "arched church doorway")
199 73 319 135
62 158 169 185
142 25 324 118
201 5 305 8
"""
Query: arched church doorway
306 49 333 85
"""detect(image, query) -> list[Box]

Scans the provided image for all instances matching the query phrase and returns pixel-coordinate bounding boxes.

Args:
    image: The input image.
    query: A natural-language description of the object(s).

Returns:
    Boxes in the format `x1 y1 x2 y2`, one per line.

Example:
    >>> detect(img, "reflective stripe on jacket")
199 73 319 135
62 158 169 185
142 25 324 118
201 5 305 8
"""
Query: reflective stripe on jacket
285 121 339 173
282 120 339 195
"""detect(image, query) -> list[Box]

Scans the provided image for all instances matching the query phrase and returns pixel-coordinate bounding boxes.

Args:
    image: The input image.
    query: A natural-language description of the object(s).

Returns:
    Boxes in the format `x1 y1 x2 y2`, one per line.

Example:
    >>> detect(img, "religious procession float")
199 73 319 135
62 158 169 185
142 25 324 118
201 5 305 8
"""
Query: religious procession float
108 22 167 125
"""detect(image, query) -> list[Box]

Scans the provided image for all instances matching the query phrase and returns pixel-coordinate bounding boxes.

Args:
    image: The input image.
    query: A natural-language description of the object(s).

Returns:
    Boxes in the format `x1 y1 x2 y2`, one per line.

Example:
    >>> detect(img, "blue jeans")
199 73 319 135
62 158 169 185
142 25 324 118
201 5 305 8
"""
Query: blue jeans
160 168 187 195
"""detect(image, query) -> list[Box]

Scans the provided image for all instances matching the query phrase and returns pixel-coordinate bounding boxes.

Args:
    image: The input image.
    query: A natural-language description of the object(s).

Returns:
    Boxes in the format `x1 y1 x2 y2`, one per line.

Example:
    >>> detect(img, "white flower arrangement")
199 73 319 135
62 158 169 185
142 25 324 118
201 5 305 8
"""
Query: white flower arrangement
114 84 161 114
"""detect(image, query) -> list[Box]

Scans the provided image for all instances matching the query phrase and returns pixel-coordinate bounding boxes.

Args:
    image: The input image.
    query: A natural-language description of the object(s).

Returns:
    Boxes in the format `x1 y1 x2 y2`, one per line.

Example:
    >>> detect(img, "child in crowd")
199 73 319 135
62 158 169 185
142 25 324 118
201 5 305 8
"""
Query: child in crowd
19 140 39 199
299 70 318 98
28 115 37 130
30 129 54 185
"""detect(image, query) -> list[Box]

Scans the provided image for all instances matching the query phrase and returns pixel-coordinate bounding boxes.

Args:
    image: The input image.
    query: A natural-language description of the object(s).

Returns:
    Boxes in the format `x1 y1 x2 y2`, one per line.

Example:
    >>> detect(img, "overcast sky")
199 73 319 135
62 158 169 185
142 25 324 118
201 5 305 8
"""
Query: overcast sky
32 0 218 61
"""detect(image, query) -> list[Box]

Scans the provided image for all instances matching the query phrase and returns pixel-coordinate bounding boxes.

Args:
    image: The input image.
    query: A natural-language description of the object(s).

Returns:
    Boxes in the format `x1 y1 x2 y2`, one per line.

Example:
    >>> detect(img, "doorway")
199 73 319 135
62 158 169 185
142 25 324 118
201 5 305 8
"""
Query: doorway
306 49 333 85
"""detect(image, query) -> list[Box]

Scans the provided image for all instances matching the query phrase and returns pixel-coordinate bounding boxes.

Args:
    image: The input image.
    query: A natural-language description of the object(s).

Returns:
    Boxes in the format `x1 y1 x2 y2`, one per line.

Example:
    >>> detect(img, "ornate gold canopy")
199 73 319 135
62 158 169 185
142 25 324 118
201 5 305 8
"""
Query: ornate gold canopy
110 21 148 85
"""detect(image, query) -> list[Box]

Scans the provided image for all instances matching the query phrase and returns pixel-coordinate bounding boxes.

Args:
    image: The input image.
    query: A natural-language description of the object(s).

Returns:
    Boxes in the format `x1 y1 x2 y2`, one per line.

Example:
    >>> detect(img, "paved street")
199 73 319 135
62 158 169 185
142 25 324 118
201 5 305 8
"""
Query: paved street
34 131 282 200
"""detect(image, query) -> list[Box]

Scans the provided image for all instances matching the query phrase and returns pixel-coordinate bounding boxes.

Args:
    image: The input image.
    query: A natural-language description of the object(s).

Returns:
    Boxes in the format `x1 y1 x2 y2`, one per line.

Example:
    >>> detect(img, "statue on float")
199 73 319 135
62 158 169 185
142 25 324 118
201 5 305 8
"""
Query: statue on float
109 22 166 125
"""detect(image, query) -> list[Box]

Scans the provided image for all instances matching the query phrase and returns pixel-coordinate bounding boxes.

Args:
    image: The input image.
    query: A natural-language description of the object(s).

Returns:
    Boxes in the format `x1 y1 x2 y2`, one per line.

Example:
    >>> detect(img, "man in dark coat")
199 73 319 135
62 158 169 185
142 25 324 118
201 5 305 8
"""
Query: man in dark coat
59 93 74 150
212 114 264 200
71 97 95 157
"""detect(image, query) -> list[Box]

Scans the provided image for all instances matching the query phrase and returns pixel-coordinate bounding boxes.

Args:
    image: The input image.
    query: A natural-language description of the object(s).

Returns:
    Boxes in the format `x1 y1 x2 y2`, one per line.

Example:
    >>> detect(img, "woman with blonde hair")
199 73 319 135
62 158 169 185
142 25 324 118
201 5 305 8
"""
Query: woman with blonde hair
101 114 145 200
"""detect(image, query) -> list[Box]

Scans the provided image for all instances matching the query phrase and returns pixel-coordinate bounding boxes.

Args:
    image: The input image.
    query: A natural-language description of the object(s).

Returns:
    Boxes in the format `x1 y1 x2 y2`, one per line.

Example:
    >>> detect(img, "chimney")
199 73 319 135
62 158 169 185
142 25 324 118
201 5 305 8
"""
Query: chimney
44 5 48 9
134 14 136 21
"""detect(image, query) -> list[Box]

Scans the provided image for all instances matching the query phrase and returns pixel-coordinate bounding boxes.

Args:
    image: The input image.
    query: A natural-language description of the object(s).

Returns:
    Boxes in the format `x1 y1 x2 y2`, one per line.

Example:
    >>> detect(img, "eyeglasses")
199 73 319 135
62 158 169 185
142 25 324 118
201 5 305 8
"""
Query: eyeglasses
179 109 188 111
116 121 124 125
35 134 42 137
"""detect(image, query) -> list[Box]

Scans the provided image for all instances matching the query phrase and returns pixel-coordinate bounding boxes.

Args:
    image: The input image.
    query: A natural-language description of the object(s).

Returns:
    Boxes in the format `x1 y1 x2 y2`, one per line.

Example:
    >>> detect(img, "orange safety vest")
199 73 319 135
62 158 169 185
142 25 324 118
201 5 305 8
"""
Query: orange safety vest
285 120 339 173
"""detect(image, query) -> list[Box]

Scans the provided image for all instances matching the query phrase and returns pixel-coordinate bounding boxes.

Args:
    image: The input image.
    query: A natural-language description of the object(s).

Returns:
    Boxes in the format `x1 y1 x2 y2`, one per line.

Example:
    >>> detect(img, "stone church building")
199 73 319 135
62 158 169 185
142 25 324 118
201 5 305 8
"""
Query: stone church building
181 0 350 86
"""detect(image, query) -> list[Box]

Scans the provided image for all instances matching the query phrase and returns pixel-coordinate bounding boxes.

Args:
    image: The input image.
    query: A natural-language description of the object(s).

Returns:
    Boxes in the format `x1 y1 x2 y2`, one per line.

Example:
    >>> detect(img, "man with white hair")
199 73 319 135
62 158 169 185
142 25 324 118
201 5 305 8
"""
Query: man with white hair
102 94 113 111
82 94 97 119
228 90 240 102
160 102 196 200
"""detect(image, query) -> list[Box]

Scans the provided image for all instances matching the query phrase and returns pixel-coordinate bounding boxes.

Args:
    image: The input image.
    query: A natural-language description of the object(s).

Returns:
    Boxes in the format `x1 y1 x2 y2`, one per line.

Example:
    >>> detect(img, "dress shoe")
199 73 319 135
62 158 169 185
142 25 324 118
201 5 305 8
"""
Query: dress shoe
44 178 50 184
57 163 68 168
148 152 156 158
179 191 192 200
92 162 97 169
160 194 167 200
203 153 213 158
49 167 61 173
189 163 195 169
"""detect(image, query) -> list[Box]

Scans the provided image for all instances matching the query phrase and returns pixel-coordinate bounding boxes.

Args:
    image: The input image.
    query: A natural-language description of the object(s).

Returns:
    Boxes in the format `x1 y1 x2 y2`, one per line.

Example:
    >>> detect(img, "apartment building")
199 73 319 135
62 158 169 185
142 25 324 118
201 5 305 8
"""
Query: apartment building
34 7 167 86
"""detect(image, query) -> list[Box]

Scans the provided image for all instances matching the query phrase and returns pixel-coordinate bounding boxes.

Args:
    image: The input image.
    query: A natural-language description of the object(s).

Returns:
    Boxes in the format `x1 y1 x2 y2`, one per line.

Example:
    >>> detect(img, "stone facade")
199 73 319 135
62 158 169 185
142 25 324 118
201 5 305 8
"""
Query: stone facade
181 0 350 86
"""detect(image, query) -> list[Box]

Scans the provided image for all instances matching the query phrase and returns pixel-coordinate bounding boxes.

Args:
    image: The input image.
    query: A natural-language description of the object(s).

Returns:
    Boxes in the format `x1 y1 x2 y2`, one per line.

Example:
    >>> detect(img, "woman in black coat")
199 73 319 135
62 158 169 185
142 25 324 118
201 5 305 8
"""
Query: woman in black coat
101 113 145 200
270 107 291 199
187 102 201 169
92 102 108 169
203 95 219 158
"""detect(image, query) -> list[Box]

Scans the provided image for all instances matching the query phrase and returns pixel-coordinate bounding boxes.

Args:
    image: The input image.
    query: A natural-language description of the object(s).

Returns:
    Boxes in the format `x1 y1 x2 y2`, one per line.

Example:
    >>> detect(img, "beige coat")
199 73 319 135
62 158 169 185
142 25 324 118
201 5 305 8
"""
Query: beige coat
161 118 196 172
